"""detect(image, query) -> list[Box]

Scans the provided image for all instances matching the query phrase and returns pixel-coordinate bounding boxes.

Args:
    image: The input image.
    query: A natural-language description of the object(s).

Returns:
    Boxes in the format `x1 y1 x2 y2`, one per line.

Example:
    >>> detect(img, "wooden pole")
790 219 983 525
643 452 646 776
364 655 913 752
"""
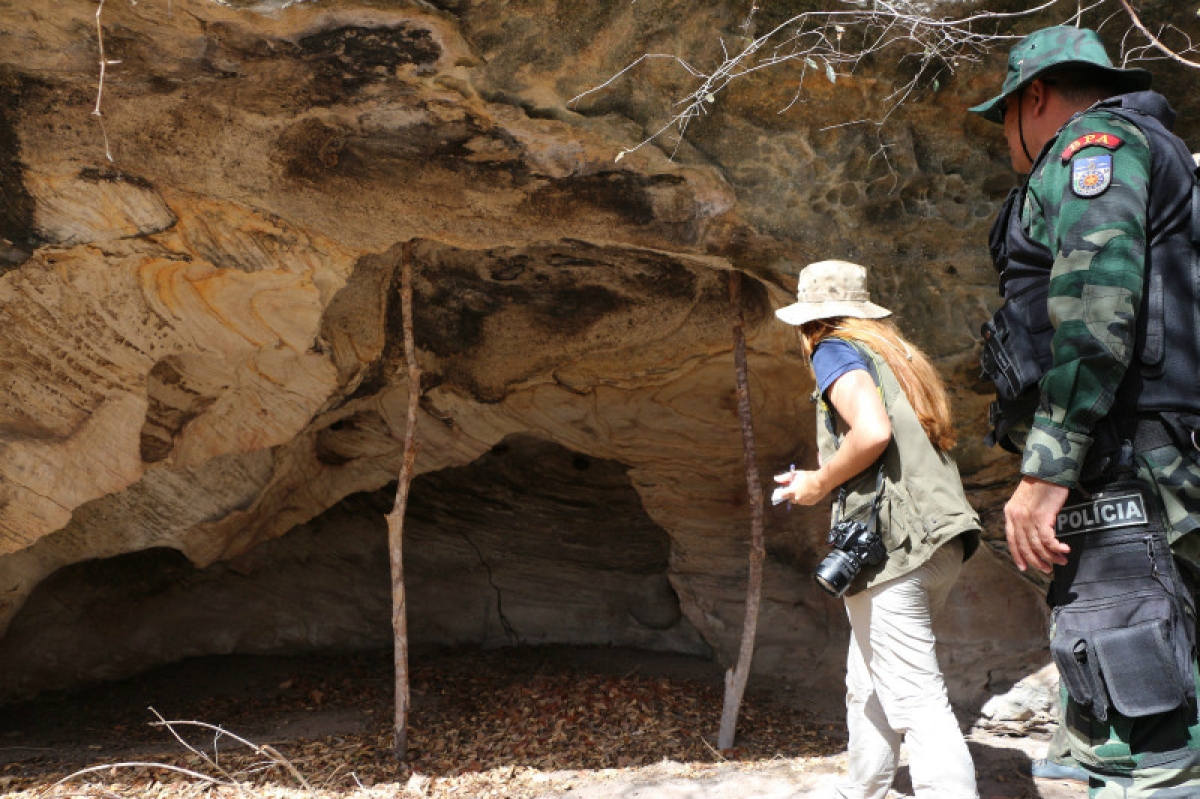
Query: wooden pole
717 270 766 751
386 240 420 761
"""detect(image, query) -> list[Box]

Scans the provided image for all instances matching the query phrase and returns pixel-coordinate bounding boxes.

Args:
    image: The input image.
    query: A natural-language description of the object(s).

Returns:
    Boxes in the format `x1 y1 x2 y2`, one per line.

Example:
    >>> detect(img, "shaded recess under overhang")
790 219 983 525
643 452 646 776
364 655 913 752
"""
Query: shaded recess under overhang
0 434 710 704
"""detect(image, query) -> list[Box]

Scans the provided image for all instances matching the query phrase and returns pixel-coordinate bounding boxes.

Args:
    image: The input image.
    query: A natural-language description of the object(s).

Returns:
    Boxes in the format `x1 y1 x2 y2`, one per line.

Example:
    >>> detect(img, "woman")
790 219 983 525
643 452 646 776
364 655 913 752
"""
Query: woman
774 260 981 799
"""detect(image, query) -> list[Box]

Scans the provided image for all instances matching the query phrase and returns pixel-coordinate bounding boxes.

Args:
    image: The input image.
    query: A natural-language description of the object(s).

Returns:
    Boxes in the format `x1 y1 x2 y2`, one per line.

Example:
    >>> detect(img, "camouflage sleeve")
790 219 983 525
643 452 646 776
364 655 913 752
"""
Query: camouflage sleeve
1019 111 1151 487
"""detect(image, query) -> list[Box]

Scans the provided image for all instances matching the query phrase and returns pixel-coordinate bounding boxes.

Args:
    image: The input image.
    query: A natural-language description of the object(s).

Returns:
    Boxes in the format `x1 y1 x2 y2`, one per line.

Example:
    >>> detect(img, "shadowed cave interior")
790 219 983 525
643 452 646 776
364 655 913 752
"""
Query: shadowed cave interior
0 434 712 705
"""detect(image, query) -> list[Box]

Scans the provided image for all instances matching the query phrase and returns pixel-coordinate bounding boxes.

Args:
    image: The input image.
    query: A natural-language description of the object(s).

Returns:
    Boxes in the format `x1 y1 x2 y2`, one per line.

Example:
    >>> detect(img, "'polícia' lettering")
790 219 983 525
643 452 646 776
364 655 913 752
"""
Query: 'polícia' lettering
1056 494 1147 535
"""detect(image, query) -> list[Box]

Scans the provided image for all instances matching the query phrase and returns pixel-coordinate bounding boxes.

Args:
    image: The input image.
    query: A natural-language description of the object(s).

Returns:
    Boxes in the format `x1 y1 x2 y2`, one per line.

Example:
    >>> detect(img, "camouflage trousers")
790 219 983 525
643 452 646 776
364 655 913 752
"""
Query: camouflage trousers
1061 667 1200 797
1053 430 1200 795
1139 442 1200 574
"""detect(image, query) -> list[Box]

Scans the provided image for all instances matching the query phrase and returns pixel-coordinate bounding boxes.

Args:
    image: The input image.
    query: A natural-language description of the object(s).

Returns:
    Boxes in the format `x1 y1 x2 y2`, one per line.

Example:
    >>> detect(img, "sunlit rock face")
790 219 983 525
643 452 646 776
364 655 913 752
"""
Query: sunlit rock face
2 0 1195 706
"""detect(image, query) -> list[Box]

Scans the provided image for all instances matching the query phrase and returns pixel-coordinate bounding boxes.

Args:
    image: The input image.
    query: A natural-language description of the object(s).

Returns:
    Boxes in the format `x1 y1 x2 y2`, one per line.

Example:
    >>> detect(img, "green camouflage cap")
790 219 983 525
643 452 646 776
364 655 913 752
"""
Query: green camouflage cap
970 26 1152 123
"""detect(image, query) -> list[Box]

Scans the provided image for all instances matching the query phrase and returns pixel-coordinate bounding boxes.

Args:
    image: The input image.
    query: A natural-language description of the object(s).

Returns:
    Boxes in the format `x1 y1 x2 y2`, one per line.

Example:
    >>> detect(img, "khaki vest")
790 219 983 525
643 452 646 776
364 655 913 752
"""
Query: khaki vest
816 340 980 595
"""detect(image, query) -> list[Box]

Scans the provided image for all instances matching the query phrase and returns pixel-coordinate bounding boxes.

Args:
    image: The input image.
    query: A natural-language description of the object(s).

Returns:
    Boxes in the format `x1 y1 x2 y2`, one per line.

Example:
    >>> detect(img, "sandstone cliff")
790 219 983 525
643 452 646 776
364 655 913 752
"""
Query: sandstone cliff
1 0 1195 708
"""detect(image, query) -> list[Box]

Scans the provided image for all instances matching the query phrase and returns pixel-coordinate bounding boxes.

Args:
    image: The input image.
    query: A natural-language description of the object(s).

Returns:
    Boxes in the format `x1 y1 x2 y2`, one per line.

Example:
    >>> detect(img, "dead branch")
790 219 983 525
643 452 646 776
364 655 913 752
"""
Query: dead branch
386 239 421 761
572 0 1200 161
148 707 242 788
147 712 313 791
573 1 1071 160
1114 0 1200 69
91 0 122 161
717 270 766 751
52 762 225 791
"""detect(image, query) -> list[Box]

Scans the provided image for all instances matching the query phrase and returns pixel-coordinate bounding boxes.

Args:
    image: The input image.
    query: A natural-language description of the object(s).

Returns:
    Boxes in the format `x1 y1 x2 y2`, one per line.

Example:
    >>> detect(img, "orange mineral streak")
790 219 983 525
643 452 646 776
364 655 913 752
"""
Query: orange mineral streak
139 258 322 354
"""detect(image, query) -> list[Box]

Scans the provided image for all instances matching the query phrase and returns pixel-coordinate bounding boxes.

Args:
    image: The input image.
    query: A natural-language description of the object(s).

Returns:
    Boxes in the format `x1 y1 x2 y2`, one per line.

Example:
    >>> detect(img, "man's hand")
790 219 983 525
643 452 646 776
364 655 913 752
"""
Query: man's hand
1004 476 1072 573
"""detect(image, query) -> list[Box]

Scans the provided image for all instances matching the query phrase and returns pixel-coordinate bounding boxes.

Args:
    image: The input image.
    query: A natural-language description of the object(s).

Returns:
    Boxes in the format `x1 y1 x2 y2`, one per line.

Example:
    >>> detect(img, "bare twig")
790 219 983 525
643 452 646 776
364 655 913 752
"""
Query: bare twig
148 707 243 789
262 744 314 791
1114 0 1200 69
52 762 225 790
147 714 313 791
572 0 1199 161
92 0 121 161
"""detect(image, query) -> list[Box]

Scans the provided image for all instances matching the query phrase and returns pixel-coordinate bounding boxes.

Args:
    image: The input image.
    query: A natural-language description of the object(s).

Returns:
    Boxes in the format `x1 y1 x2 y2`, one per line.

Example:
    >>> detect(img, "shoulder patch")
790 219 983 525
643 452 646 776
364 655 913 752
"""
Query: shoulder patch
1060 132 1124 162
1071 154 1112 198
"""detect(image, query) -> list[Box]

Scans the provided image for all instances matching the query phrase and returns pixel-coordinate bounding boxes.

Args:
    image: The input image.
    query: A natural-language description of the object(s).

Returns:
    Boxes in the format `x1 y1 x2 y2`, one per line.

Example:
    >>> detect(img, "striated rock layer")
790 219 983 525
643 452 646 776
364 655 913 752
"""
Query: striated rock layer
1 0 1196 709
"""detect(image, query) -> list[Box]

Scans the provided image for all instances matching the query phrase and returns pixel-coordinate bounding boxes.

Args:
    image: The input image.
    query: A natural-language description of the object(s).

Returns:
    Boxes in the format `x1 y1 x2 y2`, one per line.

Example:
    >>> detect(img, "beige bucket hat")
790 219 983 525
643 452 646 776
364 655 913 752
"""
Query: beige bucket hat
774 260 892 326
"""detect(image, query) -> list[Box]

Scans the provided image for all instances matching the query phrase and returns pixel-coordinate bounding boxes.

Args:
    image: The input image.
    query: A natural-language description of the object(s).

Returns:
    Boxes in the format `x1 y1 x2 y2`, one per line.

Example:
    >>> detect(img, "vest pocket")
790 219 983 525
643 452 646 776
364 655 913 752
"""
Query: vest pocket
879 479 928 550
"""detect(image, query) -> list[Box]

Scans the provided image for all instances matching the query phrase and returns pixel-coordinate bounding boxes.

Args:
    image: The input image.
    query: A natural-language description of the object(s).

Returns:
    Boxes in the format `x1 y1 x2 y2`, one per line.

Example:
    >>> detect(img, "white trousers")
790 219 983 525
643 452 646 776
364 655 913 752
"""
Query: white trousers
834 538 979 799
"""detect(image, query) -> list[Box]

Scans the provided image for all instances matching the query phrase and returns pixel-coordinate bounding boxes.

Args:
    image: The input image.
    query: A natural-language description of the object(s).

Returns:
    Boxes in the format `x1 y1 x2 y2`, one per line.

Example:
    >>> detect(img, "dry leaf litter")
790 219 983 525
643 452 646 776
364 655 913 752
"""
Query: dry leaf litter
0 648 845 799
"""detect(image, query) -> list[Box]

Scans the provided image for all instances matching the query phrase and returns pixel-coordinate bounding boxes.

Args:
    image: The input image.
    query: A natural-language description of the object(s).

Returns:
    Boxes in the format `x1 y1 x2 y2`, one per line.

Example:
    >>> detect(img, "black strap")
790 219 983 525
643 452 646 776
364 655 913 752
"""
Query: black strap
826 338 889 527
1144 269 1165 367
1191 165 1200 246
866 466 886 531
1103 416 1175 452
833 465 886 528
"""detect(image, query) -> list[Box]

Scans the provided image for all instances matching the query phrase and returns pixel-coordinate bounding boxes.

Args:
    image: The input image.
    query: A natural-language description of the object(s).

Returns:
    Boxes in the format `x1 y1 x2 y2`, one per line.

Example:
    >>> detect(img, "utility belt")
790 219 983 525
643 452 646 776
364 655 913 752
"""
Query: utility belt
1049 479 1197 722
1079 413 1200 491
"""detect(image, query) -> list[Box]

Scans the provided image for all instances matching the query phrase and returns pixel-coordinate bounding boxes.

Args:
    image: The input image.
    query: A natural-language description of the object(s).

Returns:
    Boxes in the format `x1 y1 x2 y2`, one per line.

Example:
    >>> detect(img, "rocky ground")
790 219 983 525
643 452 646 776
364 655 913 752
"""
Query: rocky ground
0 646 1082 799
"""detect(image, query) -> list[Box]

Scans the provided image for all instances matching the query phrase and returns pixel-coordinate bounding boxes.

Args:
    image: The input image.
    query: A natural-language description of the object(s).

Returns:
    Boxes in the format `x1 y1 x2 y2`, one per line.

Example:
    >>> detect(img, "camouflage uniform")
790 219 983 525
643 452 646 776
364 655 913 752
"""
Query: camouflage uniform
973 27 1200 797
1019 107 1200 555
1031 108 1200 793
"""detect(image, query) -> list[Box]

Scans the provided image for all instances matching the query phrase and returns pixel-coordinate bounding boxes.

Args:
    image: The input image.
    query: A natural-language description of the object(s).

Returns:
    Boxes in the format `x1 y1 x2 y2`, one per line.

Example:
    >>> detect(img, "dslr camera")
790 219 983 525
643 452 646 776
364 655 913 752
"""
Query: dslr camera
814 518 886 597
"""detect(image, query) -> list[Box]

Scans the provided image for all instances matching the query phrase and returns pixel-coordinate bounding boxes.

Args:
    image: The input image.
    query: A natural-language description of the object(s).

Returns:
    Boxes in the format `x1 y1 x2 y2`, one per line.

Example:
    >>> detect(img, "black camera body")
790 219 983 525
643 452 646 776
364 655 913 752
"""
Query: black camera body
814 518 887 597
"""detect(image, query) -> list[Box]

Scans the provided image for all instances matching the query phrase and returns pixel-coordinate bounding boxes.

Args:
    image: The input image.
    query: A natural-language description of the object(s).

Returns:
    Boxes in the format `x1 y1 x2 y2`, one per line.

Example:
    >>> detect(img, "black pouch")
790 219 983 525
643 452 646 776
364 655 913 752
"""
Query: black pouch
1049 482 1196 722
979 274 1054 403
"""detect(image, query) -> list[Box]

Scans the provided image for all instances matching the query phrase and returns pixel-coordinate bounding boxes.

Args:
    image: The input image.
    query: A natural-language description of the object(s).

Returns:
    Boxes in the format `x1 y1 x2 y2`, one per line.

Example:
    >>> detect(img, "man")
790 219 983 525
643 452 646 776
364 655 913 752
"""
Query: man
970 25 1200 795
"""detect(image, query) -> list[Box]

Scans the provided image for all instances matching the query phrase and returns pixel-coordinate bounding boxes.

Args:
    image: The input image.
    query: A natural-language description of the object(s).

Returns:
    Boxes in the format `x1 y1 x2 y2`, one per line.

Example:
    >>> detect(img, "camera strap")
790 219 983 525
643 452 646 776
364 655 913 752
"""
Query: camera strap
833 464 886 530
826 338 889 532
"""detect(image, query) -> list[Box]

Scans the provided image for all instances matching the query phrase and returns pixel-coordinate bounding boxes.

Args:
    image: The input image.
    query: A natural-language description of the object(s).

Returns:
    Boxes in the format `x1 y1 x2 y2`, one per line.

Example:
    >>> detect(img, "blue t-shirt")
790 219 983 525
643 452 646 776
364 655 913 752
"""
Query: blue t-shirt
812 339 868 396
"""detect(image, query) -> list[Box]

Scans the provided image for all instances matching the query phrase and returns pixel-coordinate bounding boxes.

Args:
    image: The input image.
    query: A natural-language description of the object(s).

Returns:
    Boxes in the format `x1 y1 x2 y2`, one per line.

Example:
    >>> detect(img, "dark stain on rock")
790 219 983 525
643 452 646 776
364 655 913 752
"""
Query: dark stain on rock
489 255 528 281
276 118 349 181
300 25 441 99
0 68 36 274
737 271 772 326
78 167 155 191
527 171 657 226
626 254 697 301
530 283 625 330
402 249 634 360
353 120 478 161
339 110 528 187
408 264 501 358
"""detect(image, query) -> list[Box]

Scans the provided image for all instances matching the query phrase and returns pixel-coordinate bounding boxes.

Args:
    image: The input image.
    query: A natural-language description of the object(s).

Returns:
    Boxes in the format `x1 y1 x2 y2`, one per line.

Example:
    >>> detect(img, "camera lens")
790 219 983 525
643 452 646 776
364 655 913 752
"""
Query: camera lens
814 548 859 597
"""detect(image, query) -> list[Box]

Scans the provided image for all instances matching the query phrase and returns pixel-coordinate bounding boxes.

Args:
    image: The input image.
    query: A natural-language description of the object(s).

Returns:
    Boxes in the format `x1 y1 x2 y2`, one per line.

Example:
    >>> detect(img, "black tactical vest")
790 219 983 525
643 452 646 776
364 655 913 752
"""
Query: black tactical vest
983 91 1200 452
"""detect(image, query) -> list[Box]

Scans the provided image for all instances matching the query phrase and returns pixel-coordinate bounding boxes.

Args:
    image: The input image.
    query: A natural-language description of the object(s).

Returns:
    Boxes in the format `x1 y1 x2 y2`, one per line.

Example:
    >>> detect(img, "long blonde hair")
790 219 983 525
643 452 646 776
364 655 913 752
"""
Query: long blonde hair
798 316 957 451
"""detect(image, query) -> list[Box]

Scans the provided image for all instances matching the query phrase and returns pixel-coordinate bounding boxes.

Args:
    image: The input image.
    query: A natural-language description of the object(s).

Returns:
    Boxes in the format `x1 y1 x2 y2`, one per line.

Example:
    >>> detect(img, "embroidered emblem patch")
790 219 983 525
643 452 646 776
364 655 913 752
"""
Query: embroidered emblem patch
1071 154 1112 197
1060 132 1124 162
1056 492 1147 536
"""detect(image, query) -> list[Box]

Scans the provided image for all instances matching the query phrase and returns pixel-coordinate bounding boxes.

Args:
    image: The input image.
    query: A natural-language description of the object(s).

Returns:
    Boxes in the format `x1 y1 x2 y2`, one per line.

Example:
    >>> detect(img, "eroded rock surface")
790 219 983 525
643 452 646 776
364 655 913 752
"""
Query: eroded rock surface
1 0 1196 710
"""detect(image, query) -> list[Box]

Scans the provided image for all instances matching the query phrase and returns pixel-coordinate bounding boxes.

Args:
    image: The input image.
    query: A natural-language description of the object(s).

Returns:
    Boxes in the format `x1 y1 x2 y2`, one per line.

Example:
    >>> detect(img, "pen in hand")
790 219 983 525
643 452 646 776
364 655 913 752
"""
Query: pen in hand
771 463 796 508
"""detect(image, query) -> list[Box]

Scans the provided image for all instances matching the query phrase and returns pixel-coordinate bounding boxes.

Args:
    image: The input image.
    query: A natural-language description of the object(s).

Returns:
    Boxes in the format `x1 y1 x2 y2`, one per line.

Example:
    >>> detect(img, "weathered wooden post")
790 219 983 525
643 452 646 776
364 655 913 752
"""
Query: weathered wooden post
717 270 766 751
386 240 420 760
